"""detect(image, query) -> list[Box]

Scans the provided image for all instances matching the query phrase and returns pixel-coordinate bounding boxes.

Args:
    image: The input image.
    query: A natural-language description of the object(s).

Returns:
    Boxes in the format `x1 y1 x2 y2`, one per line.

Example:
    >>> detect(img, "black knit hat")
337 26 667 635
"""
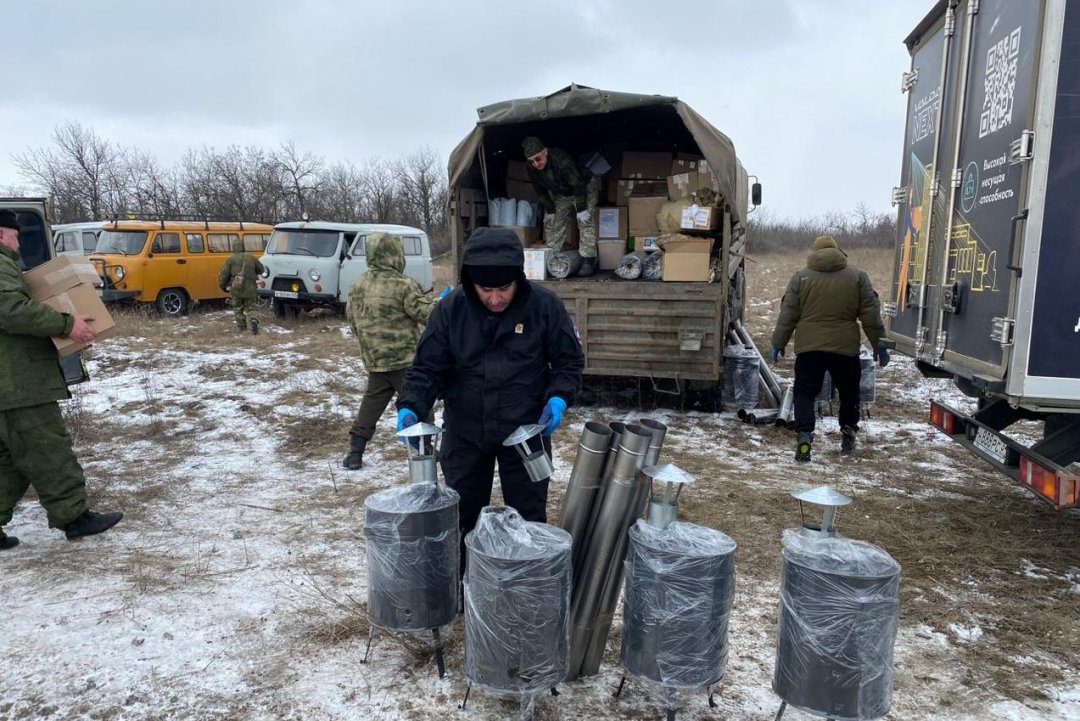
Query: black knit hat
467 264 520 289
0 210 19 231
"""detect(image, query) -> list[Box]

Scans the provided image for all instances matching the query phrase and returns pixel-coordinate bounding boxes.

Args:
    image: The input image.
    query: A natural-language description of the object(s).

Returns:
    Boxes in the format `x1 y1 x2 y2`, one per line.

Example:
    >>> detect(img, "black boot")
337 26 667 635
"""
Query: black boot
249 318 259 336
0 530 19 550
63 510 123 540
795 432 813 463
841 426 857 456
343 434 367 470
577 256 597 277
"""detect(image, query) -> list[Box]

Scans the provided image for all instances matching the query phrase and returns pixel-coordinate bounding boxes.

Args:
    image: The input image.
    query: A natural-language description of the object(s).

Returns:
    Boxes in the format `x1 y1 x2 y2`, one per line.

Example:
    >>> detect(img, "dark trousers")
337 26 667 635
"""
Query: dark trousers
0 402 88 528
349 369 407 441
440 430 552 574
793 351 862 435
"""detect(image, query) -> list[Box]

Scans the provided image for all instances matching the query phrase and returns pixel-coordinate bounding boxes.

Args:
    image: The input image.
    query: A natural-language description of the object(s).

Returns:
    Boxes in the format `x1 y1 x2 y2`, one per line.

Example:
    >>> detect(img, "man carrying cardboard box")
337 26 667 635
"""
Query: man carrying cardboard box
522 136 600 276
0 210 123 549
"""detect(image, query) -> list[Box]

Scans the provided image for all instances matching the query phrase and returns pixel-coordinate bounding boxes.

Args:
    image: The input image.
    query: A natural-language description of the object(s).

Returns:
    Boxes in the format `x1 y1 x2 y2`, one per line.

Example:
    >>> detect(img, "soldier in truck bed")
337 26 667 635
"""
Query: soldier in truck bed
522 136 600 277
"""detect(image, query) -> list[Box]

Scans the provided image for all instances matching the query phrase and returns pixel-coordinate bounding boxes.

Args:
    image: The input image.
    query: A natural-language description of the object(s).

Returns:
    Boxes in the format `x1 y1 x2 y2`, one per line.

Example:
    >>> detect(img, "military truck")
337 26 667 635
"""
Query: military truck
0 197 89 385
448 85 761 396
886 0 1079 508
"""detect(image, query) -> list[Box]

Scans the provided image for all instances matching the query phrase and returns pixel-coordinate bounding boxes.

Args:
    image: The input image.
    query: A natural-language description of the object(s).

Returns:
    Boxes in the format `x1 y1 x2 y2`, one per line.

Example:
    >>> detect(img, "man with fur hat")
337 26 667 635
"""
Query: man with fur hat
770 235 888 462
521 136 600 277
396 227 584 568
341 232 440 470
0 209 123 549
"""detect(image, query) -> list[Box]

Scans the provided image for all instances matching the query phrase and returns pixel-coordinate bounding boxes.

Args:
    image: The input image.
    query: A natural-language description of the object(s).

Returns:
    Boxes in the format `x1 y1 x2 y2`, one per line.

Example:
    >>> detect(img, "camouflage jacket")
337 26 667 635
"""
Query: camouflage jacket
0 245 75 411
218 252 265 299
526 147 590 212
346 233 437 373
771 247 885 356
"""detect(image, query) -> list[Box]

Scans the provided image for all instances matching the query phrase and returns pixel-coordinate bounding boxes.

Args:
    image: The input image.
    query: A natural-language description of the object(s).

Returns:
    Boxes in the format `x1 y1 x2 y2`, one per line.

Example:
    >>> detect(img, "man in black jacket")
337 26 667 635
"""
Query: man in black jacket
396 227 584 562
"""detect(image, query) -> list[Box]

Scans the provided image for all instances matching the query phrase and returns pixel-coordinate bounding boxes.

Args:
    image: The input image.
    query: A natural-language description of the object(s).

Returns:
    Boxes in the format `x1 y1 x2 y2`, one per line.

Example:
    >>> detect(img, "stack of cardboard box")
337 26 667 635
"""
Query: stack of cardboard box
23 256 115 356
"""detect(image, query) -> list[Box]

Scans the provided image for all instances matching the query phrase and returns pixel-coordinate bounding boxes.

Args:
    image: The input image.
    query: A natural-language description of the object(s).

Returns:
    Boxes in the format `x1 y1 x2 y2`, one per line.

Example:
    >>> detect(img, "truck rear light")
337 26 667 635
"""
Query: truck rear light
1019 457 1080 509
929 402 956 434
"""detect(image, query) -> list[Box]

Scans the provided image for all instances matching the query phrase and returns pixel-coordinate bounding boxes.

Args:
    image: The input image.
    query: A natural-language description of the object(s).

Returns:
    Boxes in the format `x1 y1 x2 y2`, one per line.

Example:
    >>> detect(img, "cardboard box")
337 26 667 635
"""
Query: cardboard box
628 196 667 236
671 153 705 174
492 225 542 246
523 248 550 280
595 207 627 240
621 151 673 179
631 235 660 253
616 179 668 206
457 188 488 219
505 178 539 204
661 238 714 282
597 239 626 270
38 283 117 356
23 256 102 298
506 160 530 182
680 205 721 231
668 171 718 200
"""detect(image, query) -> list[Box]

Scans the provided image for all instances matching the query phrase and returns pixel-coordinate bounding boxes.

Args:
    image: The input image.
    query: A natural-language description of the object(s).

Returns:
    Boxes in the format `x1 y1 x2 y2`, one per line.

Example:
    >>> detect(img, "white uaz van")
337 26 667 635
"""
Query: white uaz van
53 221 107 256
258 221 433 318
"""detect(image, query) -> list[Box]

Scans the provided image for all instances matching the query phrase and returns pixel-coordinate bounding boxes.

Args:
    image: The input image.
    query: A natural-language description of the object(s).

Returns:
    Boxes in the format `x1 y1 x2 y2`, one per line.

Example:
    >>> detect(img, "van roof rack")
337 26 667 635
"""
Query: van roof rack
104 213 271 230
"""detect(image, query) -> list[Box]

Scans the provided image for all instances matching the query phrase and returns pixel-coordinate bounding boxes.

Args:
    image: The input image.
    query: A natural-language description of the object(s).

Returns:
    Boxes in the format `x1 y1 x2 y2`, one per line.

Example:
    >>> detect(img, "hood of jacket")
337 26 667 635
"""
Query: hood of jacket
460 227 526 293
807 246 848 272
367 232 405 274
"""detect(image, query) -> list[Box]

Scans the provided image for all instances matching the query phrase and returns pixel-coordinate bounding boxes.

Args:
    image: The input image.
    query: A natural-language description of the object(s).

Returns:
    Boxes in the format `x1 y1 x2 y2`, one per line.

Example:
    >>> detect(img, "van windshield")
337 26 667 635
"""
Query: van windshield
265 229 340 257
96 231 148 255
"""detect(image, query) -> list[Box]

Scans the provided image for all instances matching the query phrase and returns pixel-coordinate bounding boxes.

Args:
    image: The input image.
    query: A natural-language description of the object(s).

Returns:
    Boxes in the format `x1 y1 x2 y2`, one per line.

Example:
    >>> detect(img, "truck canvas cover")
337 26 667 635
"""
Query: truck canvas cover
888 0 1080 409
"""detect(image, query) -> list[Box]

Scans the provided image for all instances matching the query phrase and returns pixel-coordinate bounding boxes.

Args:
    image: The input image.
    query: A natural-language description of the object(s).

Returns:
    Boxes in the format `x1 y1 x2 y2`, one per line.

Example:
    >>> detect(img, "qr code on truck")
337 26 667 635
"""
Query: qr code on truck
979 27 1021 138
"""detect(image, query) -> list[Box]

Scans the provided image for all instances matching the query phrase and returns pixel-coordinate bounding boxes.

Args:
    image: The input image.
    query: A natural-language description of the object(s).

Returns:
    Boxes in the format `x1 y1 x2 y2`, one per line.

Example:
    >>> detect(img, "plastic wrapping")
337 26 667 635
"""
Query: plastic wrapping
363 483 461 632
773 527 901 721
615 251 647 279
515 199 538 227
489 197 519 227
620 521 737 689
722 345 760 411
547 249 583 279
859 347 876 405
641 250 663 280
465 506 573 696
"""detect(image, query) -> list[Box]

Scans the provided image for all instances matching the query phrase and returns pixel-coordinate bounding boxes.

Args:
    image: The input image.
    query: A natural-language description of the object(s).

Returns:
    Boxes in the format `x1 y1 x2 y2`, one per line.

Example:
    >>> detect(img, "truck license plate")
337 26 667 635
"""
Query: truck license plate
273 291 299 299
973 427 1008 465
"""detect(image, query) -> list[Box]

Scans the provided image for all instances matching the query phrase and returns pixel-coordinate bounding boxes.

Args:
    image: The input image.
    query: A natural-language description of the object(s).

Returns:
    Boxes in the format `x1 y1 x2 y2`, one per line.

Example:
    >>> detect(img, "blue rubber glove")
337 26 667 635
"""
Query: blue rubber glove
538 396 567 437
771 347 784 363
876 347 890 368
396 409 420 448
438 286 453 300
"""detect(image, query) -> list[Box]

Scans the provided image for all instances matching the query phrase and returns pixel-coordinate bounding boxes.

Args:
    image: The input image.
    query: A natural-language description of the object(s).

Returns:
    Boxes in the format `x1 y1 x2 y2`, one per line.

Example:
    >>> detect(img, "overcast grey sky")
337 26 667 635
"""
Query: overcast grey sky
2 0 931 220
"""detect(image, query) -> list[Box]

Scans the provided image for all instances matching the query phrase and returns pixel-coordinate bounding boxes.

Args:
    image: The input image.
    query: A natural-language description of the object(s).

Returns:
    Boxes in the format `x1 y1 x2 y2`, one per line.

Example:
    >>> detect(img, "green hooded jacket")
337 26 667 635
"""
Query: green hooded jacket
526 147 590 213
218 245 265 300
770 238 885 356
0 245 76 411
346 233 437 373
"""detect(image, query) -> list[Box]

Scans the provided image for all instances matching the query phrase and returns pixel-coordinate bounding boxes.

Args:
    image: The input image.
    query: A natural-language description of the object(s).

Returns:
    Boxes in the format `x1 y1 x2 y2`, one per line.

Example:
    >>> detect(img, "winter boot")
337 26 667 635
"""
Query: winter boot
63 510 123 540
343 434 367 470
249 318 260 336
577 256 597 277
841 426 857 456
795 432 813 463
0 530 19 550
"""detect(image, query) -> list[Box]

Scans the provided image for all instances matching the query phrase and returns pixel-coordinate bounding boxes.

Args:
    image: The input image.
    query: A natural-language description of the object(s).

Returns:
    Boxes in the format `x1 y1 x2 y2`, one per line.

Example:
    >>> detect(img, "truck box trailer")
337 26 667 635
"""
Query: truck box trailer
448 84 762 393
887 0 1080 507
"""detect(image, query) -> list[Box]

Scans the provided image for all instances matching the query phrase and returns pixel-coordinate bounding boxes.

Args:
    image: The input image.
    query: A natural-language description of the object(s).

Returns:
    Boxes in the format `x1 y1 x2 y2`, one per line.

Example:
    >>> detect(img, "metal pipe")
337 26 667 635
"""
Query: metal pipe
566 424 651 680
637 418 668 467
776 385 794 428
558 421 613 581
735 320 783 404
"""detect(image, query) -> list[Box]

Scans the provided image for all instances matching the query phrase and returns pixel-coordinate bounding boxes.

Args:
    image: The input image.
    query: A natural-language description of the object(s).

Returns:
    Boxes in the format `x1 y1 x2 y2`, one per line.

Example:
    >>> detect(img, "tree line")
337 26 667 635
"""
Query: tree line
7 121 450 253
746 204 896 253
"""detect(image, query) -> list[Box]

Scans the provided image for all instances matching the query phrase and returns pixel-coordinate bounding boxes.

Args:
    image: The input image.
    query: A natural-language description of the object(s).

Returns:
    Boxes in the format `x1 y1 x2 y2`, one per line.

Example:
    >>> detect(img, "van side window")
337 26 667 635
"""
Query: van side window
55 231 74 253
208 233 239 253
242 233 267 251
152 233 181 254
81 231 98 253
402 236 422 256
354 236 367 256
186 233 205 253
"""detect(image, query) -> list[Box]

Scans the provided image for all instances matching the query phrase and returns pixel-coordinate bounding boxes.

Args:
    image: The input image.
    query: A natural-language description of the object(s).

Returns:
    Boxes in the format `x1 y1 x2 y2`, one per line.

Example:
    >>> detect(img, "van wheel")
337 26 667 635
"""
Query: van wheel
156 288 189 317
272 298 299 319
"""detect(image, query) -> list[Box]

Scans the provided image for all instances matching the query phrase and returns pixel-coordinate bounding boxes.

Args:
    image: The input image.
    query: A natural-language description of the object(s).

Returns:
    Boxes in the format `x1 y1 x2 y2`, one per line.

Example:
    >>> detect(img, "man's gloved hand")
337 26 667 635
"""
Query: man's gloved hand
771 347 784 363
575 209 591 224
438 287 453 300
876 347 890 368
538 396 567 437
397 409 420 448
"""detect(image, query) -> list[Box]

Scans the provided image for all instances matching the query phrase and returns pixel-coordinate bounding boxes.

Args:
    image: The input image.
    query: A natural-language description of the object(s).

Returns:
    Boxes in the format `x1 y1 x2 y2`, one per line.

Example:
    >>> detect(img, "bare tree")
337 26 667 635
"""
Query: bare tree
274 141 323 219
394 146 448 237
356 158 398 223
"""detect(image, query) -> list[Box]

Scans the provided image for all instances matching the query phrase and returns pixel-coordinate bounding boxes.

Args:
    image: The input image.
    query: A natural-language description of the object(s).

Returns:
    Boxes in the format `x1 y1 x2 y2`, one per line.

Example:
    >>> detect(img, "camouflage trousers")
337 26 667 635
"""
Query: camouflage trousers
232 293 258 331
544 176 600 258
0 402 88 528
